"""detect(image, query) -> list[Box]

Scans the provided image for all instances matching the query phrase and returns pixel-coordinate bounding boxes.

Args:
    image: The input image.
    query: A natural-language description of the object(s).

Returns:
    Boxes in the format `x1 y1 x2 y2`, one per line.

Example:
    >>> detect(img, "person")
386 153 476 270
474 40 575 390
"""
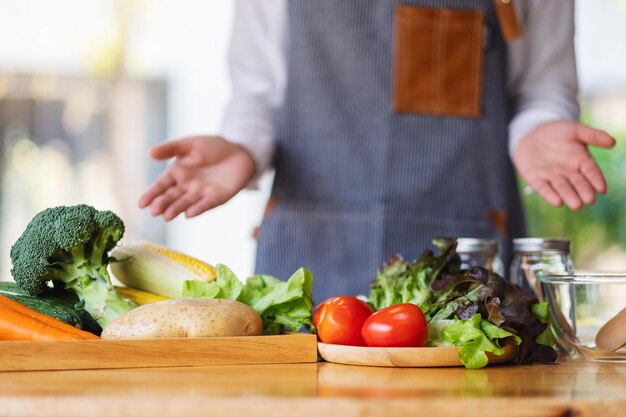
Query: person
139 0 615 304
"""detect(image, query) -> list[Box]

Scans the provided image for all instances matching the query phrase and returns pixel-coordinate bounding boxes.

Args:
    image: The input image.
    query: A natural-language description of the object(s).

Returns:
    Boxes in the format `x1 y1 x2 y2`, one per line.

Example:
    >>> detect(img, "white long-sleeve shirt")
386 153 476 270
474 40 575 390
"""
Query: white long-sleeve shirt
219 0 580 176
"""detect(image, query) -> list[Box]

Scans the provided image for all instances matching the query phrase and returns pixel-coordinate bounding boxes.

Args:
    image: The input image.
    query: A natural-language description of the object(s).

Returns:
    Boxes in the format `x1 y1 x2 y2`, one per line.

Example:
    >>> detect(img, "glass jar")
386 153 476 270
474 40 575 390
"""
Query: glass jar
510 238 574 300
456 238 504 276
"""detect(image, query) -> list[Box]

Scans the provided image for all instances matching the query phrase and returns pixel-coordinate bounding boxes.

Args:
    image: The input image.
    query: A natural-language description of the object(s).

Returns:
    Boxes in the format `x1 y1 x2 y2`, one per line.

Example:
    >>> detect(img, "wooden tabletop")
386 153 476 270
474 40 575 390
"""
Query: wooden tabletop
0 358 624 417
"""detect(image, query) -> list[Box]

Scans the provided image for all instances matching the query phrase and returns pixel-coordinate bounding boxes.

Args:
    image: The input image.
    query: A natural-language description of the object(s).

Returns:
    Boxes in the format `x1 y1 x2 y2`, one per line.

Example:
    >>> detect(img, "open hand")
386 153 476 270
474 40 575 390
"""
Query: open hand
139 136 256 220
513 121 615 210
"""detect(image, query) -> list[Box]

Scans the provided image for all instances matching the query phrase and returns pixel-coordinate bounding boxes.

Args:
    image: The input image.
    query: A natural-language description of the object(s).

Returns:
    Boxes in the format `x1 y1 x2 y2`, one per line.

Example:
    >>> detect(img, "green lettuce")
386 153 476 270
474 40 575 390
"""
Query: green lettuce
427 319 455 346
368 238 558 366
531 301 557 347
437 314 521 369
369 237 460 313
183 265 314 335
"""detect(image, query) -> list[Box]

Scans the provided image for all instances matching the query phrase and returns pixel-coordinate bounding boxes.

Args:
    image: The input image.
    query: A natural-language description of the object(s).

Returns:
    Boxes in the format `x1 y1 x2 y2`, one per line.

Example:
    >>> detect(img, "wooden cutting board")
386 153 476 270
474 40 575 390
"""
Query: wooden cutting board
317 343 517 367
0 333 318 371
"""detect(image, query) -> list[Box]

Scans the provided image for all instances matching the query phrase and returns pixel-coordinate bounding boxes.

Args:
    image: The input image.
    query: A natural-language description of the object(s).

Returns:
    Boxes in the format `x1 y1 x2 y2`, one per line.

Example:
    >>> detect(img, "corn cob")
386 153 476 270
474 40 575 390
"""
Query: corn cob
110 241 217 298
115 286 170 305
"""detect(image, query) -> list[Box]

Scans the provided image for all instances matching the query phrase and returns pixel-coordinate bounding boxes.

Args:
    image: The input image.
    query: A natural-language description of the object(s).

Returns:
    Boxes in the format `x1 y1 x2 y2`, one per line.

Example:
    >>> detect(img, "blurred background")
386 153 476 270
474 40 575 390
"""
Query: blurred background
0 0 625 282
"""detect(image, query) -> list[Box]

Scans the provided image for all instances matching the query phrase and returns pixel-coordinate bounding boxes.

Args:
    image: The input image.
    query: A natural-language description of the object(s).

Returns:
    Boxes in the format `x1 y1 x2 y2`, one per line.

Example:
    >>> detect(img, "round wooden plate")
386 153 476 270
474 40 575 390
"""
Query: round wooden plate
317 343 517 367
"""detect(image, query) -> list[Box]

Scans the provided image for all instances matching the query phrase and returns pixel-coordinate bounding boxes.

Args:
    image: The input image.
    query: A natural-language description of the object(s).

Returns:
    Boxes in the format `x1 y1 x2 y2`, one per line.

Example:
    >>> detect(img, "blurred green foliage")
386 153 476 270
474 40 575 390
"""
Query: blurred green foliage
520 105 626 268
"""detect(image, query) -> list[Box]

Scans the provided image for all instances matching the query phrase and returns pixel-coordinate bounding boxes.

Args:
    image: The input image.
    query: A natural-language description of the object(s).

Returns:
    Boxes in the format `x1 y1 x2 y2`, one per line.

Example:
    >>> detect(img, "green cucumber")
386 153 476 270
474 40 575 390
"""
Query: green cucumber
0 281 28 295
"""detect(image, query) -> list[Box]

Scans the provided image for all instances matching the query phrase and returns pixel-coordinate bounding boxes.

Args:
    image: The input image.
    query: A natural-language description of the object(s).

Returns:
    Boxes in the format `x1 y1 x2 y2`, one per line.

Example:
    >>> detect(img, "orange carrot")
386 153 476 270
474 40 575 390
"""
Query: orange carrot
0 294 99 340
0 304 88 341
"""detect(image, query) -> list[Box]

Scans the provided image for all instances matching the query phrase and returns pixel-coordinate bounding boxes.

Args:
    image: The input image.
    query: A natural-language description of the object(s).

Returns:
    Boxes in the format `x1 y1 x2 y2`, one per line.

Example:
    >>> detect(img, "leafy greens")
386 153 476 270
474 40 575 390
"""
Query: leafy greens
369 237 558 368
438 314 520 369
183 265 314 335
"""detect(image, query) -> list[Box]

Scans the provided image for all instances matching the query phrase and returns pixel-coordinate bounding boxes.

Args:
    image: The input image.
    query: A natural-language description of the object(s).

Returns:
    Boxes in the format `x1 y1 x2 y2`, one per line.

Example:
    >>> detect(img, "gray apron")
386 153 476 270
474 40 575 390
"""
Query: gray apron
255 0 525 305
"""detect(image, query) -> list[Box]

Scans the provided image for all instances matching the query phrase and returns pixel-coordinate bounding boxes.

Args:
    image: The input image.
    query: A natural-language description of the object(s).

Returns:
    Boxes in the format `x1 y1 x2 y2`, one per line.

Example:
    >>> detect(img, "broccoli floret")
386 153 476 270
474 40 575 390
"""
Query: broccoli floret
10 204 136 326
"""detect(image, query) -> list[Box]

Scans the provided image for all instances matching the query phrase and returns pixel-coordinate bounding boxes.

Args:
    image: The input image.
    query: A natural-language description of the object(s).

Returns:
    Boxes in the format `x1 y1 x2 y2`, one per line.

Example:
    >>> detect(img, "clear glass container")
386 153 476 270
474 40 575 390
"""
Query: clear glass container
538 272 626 361
456 238 504 276
510 238 574 299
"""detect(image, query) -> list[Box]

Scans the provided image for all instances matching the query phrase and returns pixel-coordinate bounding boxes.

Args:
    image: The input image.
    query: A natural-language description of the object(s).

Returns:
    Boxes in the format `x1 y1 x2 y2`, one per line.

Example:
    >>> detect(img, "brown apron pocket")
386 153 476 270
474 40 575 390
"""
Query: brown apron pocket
393 5 485 118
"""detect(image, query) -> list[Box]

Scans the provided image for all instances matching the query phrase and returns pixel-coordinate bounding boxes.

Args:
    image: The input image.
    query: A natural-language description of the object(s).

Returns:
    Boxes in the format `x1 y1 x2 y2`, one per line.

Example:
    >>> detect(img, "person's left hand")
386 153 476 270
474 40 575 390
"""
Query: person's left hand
513 121 615 210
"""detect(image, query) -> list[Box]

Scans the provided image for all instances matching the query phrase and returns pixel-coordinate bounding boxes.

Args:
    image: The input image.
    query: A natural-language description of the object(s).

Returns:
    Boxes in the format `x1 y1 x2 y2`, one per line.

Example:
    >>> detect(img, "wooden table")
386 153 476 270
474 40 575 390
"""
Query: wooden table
0 358 624 417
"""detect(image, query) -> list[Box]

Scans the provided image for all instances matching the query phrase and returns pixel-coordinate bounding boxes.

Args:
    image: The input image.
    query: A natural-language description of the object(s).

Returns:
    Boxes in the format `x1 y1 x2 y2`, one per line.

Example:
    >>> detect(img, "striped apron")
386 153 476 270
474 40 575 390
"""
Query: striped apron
255 0 525 305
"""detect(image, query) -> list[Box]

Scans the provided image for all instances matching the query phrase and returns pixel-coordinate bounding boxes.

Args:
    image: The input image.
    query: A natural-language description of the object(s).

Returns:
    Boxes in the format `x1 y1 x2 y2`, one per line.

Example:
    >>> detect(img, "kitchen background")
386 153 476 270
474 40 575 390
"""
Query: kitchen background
0 0 625 282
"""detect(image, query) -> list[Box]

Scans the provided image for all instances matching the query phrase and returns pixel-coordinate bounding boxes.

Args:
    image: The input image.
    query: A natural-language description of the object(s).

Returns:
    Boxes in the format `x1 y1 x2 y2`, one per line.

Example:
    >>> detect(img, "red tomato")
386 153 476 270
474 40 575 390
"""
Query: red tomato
313 296 374 346
361 303 428 348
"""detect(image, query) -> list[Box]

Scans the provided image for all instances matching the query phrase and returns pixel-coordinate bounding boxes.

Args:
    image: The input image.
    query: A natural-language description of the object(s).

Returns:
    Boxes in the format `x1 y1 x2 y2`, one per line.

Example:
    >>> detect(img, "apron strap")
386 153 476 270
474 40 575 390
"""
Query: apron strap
492 0 523 42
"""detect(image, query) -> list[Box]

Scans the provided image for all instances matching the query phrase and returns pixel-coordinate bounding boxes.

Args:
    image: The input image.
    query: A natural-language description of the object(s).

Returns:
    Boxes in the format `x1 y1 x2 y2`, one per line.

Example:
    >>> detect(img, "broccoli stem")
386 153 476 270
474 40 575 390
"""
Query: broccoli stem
65 264 136 327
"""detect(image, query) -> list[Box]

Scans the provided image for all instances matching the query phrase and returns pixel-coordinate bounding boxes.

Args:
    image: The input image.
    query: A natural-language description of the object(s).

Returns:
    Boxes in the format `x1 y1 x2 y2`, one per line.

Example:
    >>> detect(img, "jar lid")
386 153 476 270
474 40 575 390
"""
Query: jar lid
513 238 570 253
456 238 499 255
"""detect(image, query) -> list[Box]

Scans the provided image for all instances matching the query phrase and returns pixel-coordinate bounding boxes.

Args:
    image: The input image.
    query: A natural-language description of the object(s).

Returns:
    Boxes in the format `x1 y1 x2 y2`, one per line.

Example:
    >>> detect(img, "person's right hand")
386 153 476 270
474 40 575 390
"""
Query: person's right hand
138 136 256 221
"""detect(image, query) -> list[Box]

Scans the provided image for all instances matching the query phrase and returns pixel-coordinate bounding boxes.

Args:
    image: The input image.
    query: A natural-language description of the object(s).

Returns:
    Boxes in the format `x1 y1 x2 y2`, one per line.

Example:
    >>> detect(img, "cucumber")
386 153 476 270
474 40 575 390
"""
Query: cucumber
46 289 103 336
0 281 28 295
0 282 102 336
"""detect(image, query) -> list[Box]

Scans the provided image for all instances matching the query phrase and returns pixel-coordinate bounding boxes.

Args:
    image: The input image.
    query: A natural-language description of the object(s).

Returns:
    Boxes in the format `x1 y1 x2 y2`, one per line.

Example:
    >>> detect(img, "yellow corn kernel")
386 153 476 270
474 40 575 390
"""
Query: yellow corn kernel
115 286 170 305
110 241 217 298
141 241 217 280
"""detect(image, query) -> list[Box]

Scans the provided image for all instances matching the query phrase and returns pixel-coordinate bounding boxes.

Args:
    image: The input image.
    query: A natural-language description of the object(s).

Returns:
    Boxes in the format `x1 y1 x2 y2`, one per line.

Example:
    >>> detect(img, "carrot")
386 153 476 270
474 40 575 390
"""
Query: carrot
0 294 99 340
0 304 88 341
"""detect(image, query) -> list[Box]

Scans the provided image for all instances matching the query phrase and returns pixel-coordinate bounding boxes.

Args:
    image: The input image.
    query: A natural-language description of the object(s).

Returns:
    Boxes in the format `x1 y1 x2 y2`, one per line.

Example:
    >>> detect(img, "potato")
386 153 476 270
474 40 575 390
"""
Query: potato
101 298 263 339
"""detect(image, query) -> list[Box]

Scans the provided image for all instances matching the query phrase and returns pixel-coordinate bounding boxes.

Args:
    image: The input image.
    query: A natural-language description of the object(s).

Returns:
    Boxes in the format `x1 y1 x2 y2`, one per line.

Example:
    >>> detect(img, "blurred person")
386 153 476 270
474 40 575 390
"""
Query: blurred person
139 0 615 303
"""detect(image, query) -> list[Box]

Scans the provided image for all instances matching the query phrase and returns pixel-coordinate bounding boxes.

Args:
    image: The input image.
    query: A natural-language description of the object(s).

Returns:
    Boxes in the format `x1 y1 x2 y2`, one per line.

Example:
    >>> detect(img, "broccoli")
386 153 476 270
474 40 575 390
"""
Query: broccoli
10 204 136 326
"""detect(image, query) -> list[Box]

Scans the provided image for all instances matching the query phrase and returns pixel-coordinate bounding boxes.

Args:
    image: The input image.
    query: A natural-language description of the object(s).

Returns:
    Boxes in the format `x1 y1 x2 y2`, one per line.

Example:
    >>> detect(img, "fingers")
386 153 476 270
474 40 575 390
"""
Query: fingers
567 172 596 205
163 187 232 220
550 176 583 210
138 171 175 208
567 127 612 202
530 179 562 207
149 186 185 217
185 194 227 218
150 138 194 160
579 158 608 194
161 191 199 221
532 157 607 210
537 170 597 210
139 174 226 220
575 124 616 149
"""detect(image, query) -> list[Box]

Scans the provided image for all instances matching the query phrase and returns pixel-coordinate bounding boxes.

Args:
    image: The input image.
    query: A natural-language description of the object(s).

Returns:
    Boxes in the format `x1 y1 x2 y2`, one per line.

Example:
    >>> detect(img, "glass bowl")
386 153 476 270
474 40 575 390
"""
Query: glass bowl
538 272 626 361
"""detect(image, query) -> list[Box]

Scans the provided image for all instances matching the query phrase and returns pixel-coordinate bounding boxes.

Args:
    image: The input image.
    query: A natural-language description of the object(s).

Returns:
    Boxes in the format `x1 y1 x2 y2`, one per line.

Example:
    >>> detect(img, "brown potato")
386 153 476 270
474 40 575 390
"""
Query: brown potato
101 298 263 339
